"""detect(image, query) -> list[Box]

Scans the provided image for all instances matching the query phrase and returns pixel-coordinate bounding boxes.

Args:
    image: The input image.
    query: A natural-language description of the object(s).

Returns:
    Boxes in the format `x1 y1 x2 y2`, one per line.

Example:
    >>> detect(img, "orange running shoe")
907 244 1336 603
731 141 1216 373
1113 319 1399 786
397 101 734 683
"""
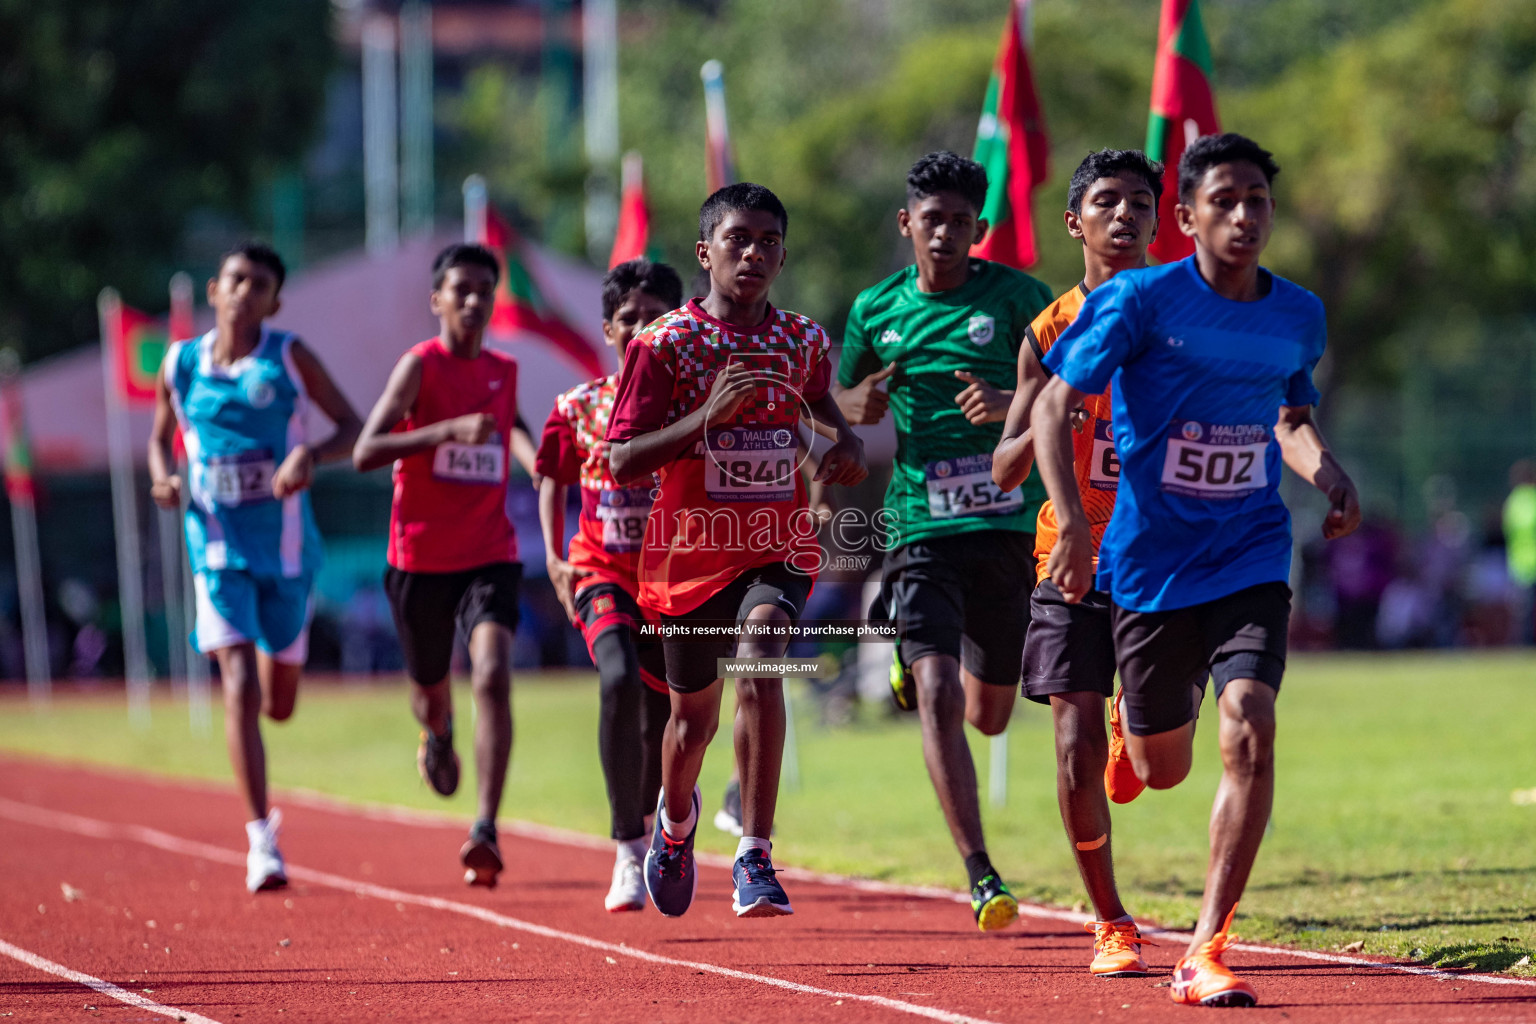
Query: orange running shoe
1104 688 1146 804
1170 906 1257 1007
1086 919 1153 976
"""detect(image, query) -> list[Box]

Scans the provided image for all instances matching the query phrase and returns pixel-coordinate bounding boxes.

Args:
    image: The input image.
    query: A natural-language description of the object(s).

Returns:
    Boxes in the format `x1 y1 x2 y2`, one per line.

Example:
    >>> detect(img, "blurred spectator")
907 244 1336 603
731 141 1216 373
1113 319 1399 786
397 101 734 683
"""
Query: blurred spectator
1462 517 1517 646
1325 514 1398 648
1505 459 1536 643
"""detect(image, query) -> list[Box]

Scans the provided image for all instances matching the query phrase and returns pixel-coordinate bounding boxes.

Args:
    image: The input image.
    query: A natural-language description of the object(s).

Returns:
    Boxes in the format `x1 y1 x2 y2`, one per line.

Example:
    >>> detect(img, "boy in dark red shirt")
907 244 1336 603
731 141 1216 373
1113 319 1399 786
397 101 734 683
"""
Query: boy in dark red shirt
606 183 866 917
537 258 682 912
353 243 523 888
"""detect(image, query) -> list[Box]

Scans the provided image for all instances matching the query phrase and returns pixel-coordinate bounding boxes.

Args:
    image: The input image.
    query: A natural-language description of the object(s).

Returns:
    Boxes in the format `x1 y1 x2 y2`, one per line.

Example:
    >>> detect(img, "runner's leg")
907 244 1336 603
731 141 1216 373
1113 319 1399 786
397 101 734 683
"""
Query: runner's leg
467 621 514 825
1050 691 1127 920
215 643 267 821
734 603 790 840
1186 678 1275 952
913 654 985 858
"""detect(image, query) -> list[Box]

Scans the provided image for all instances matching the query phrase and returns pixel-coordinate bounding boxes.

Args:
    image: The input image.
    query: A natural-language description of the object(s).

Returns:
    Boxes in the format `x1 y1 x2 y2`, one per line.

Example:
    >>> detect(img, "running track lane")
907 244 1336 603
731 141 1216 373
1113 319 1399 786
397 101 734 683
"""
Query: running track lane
1 758 1534 1023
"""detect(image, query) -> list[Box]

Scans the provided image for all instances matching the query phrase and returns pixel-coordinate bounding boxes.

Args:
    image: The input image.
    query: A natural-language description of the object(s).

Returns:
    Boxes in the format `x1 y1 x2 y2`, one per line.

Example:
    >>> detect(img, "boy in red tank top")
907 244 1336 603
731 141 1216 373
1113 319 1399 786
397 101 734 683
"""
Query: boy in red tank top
606 184 867 918
353 243 523 888
536 258 682 912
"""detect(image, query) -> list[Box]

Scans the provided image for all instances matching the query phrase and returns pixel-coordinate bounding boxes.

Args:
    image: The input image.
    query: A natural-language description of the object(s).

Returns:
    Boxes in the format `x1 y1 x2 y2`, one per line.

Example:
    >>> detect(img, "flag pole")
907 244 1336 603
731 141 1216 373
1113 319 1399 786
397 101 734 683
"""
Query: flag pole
98 288 152 726
0 350 50 707
463 174 488 244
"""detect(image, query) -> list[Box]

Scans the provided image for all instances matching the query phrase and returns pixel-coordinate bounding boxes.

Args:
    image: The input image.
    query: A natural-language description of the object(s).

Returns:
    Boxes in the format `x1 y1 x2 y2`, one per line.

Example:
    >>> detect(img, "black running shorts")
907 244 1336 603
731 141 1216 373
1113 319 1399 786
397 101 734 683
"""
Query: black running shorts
659 562 812 694
384 562 522 686
1021 579 1116 703
1110 580 1291 736
871 530 1034 687
575 581 668 693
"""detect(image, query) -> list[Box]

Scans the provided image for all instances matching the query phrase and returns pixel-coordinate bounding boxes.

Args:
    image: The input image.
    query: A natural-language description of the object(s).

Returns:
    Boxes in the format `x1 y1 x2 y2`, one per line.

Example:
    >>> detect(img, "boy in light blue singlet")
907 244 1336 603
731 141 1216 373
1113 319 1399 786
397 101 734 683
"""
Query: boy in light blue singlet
149 242 361 893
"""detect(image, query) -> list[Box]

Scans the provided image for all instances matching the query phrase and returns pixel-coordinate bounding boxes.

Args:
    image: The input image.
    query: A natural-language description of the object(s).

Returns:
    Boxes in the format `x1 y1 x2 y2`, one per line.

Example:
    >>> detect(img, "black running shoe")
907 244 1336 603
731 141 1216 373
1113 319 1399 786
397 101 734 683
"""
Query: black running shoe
417 718 460 797
970 872 1019 932
460 820 503 889
889 648 917 712
713 779 744 836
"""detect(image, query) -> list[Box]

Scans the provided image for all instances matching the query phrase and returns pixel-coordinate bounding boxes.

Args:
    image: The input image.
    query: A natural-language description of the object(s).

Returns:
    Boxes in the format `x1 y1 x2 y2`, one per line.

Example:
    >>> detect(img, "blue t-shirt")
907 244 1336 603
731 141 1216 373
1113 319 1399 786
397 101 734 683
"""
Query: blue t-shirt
1045 257 1325 612
166 327 323 579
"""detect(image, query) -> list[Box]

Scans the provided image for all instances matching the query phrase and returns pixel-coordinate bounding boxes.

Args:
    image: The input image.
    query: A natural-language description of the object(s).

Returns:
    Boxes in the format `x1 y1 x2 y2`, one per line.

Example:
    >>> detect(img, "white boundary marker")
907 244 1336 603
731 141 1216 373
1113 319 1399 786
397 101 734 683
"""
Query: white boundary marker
0 798 995 1024
6 767 1536 994
0 936 223 1024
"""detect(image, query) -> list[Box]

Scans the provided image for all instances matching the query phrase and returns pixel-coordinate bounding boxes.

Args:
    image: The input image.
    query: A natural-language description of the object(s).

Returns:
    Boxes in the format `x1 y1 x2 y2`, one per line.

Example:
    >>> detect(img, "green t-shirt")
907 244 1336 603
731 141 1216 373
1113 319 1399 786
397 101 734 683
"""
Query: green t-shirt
839 259 1053 551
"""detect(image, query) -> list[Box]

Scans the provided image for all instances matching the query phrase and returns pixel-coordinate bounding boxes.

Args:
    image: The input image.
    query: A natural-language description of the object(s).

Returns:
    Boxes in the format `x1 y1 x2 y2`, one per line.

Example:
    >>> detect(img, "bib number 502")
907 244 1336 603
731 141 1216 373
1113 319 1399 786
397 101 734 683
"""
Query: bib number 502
1172 446 1255 487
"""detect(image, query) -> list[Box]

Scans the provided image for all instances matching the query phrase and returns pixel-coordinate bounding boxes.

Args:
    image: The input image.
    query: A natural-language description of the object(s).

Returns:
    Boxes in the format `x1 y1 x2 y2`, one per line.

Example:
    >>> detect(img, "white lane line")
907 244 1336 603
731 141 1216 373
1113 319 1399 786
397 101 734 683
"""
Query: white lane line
273 787 1536 990
0 937 223 1024
0 798 995 1024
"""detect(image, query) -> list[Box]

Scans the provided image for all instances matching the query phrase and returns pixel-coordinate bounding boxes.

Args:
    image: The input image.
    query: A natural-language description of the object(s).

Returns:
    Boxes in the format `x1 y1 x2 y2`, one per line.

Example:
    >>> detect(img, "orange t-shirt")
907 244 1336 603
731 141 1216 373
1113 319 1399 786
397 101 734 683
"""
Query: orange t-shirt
1029 285 1119 583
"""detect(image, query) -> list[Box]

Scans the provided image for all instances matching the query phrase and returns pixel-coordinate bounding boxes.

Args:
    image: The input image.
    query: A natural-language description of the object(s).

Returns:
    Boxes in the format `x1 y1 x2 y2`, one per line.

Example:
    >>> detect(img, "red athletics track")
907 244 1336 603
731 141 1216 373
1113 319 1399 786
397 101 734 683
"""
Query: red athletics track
2 756 1534 1024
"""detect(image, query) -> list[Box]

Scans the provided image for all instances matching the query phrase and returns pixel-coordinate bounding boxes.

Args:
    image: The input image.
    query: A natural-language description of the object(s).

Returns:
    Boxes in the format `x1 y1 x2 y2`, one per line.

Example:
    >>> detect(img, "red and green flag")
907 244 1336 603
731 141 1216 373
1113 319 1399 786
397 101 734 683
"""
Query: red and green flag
110 303 169 405
1145 0 1220 263
483 207 605 379
970 0 1050 270
609 152 663 268
0 371 35 503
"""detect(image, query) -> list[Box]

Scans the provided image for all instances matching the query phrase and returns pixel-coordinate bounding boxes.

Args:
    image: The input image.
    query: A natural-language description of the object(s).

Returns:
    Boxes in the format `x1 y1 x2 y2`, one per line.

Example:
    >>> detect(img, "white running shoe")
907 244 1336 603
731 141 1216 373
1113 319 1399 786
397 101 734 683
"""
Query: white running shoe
605 848 646 913
245 808 288 893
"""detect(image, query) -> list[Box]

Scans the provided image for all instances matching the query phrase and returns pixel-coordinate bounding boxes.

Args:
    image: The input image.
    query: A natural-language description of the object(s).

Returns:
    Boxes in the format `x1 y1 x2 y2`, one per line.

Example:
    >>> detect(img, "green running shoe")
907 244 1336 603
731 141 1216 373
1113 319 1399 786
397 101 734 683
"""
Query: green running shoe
889 648 917 712
970 873 1019 932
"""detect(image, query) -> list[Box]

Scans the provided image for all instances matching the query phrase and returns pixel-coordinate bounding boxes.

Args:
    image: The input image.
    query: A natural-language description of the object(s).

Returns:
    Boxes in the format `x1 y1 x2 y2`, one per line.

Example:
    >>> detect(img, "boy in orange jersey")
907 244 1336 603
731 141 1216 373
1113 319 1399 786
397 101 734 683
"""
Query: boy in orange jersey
537 258 683 912
606 183 866 918
993 149 1162 976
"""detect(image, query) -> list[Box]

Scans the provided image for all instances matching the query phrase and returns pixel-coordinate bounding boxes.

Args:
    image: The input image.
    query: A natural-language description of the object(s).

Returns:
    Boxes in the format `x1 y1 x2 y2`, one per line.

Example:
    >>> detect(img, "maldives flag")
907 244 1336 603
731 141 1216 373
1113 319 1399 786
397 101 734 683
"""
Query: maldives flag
0 371 35 503
609 152 660 268
700 60 737 195
970 0 1049 270
110 302 169 405
482 207 605 379
1145 0 1220 263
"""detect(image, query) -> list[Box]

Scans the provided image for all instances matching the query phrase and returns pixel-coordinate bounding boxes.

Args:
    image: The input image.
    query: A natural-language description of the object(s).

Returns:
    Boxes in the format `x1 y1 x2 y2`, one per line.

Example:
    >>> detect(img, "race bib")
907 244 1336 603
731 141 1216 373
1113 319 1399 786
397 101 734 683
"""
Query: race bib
205 450 275 507
1088 420 1120 491
924 453 1019 519
704 427 797 503
433 441 505 485
1160 421 1268 499
597 486 653 553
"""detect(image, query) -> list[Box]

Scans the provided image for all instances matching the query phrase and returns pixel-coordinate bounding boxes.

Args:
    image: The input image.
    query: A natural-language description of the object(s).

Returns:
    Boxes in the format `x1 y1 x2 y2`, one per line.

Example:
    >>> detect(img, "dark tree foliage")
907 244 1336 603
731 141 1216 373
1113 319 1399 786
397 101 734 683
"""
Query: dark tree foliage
0 0 336 360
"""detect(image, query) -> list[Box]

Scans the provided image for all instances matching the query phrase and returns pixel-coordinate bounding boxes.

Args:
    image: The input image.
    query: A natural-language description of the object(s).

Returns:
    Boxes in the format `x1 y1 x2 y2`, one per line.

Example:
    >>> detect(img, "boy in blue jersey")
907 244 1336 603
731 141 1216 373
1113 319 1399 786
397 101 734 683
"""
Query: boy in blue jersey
1031 135 1360 1008
149 243 362 893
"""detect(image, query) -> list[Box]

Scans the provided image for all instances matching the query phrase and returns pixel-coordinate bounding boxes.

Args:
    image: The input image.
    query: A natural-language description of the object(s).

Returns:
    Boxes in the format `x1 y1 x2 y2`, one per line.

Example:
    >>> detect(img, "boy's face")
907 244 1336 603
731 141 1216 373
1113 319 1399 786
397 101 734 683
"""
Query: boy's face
695 208 786 306
430 263 498 337
1066 175 1157 261
1176 160 1274 267
207 255 281 326
602 288 672 358
898 192 985 281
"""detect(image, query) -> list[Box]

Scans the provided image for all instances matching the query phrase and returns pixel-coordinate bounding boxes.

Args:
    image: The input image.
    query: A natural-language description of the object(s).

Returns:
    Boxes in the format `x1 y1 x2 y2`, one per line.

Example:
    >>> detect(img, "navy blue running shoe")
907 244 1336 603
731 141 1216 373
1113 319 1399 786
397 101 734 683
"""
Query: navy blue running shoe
644 787 700 917
731 846 794 917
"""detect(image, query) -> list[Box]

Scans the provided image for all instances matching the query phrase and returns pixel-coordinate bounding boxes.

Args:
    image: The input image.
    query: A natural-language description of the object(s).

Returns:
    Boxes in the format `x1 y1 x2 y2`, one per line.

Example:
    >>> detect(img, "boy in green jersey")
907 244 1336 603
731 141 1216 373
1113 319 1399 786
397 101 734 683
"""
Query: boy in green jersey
836 151 1053 930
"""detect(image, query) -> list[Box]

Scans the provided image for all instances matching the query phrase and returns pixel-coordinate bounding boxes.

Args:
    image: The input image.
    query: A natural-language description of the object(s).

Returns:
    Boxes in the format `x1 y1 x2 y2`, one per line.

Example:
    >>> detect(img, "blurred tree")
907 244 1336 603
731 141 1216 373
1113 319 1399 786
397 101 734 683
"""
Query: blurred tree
0 0 335 360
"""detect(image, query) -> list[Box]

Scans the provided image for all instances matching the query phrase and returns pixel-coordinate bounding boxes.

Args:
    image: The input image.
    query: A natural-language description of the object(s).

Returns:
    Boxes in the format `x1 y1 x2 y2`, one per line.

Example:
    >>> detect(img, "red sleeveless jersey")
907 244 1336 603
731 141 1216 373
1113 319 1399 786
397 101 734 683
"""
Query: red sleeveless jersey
535 374 653 597
388 337 519 573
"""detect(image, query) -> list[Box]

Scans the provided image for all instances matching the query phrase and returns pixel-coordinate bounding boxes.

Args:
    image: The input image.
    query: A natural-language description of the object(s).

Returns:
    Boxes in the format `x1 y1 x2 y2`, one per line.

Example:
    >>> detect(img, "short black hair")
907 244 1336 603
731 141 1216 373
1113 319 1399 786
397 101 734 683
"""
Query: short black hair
1177 133 1280 203
602 259 683 320
218 242 286 291
431 243 501 289
1067 149 1165 214
905 151 989 214
698 183 788 242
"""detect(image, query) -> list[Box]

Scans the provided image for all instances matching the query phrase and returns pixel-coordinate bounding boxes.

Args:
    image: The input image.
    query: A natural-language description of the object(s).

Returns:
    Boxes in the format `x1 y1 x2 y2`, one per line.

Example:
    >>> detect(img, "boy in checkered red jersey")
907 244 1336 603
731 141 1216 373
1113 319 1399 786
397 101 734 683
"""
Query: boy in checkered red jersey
606 183 867 918
536 258 682 913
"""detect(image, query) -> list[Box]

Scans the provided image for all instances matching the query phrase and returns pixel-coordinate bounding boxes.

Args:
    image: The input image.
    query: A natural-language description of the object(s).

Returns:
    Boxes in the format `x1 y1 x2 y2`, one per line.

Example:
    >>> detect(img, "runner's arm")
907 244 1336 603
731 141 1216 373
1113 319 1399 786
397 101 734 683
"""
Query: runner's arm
147 366 182 509
1031 375 1094 602
512 415 540 483
538 478 587 624
804 391 867 487
954 370 1012 425
1275 403 1360 541
289 340 363 465
352 354 492 471
993 340 1050 490
609 358 755 484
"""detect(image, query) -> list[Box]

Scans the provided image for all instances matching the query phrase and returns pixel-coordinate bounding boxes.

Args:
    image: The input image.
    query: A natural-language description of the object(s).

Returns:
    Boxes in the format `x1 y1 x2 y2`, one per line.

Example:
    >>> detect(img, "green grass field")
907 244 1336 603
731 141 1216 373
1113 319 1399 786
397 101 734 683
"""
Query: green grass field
3 651 1534 974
